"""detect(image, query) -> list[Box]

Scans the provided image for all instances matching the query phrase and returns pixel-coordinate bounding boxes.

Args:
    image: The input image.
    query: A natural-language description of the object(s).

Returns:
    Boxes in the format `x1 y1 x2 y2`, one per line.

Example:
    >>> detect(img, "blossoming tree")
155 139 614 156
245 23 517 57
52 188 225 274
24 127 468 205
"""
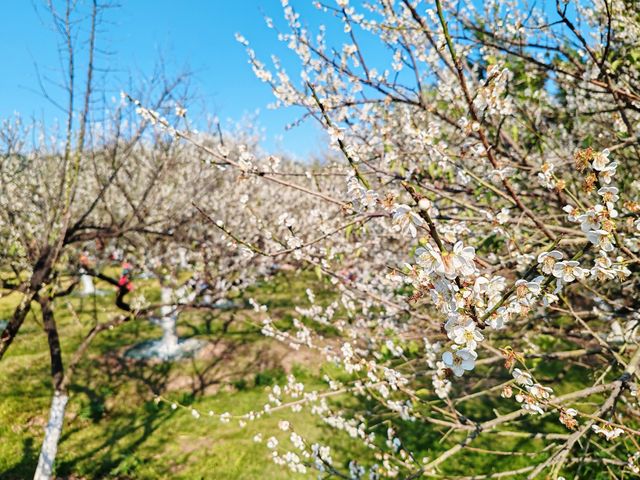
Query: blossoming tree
148 0 640 478
3 0 640 478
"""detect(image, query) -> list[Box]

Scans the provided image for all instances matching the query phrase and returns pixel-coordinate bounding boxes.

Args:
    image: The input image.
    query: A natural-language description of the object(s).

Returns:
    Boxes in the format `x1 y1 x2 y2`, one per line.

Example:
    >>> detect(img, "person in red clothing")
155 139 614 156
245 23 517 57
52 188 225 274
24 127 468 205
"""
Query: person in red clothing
118 262 134 291
79 251 90 268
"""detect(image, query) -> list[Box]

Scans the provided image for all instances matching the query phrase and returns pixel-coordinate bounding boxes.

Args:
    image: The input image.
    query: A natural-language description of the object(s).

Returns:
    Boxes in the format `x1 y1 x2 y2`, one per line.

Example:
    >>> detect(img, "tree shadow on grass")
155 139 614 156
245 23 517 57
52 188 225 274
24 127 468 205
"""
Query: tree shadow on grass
28 306 303 478
1 437 37 480
56 402 178 478
188 332 279 396
49 328 282 477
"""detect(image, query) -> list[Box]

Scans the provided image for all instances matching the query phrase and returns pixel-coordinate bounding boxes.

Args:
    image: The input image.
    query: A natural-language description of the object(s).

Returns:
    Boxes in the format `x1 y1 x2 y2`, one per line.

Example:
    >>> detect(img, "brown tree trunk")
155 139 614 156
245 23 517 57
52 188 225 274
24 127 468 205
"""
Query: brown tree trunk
0 250 54 361
0 291 36 360
40 296 65 389
34 295 68 480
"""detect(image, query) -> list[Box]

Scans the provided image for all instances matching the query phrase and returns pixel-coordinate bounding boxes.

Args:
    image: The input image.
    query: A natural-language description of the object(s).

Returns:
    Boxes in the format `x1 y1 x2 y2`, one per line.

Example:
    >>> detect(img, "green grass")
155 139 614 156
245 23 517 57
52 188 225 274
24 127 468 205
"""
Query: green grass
0 271 346 479
0 271 635 479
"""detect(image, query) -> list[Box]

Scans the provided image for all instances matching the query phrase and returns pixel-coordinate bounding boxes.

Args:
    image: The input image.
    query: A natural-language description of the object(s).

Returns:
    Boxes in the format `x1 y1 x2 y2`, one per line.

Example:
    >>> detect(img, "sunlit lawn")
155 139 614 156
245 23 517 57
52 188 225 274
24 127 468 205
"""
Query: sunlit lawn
0 271 617 480
0 272 346 479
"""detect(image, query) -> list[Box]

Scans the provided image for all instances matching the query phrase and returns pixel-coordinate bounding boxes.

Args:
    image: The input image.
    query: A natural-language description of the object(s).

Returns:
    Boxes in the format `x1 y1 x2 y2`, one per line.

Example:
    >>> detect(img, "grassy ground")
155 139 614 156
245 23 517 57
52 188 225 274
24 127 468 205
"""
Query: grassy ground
0 272 346 479
0 272 632 479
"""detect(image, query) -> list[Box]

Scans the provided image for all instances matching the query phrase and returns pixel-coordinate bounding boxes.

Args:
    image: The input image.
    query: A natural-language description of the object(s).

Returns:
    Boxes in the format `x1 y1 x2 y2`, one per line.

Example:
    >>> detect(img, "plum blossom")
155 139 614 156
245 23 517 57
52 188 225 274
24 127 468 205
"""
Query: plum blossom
515 277 543 300
598 186 619 209
361 190 379 209
592 424 624 440
415 244 443 274
591 149 610 171
442 349 477 377
538 162 555 189
563 204 579 222
512 368 533 386
577 205 608 232
515 393 545 414
485 306 510 330
450 320 484 350
586 230 614 252
552 261 586 283
496 208 510 225
599 161 617 184
591 254 616 281
347 177 378 210
392 204 424 238
433 363 452 399
537 250 564 274
559 408 578 430
278 420 290 431
528 383 553 400
439 241 476 279
415 241 476 280
542 292 559 307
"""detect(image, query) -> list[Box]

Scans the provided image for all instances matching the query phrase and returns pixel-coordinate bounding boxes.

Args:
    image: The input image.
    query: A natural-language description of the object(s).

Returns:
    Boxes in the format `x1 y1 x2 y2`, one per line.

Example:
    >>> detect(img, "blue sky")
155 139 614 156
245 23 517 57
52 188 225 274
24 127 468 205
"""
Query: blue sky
0 1 571 158
0 1 339 158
